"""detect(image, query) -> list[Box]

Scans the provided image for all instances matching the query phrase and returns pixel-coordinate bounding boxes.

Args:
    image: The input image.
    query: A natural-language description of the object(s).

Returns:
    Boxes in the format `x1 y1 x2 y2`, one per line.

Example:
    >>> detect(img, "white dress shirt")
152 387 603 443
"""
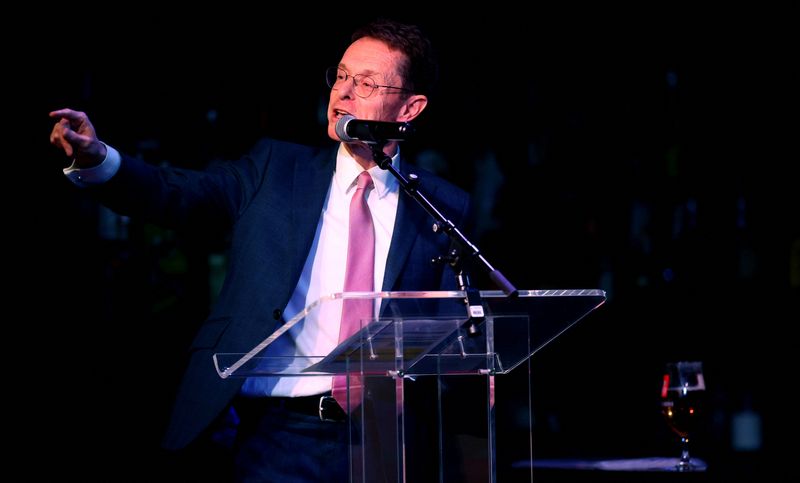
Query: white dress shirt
242 144 400 397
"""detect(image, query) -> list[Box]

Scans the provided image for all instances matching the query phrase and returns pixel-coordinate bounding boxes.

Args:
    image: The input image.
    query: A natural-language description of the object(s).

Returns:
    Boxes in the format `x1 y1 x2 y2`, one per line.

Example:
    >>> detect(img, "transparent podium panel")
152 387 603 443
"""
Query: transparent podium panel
213 289 605 482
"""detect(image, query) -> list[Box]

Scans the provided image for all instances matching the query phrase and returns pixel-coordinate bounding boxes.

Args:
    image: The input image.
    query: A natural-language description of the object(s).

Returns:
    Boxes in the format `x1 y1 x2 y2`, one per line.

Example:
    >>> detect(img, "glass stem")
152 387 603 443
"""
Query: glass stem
677 436 692 471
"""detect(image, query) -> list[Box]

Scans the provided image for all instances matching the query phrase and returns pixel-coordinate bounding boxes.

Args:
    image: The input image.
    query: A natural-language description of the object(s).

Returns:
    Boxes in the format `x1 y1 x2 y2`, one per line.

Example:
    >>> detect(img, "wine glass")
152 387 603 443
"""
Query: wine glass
660 361 705 471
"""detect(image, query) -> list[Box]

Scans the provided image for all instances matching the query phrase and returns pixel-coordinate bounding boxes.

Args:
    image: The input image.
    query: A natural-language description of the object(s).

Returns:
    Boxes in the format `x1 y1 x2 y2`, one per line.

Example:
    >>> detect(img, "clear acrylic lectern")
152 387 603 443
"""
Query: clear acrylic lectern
213 289 605 482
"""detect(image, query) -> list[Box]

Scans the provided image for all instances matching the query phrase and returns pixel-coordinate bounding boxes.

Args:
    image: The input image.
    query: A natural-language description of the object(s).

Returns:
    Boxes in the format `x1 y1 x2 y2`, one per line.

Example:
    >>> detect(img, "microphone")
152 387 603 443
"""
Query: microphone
335 114 415 143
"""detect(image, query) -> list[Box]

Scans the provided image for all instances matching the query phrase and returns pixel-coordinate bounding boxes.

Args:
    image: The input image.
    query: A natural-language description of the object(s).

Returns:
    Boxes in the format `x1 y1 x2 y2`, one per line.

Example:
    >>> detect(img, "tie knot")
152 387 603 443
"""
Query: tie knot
356 171 374 190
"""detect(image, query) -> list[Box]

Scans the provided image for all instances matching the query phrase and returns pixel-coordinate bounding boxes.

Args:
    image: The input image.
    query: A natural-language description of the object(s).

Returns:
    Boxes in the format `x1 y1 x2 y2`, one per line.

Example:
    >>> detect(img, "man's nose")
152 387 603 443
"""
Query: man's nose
337 77 357 98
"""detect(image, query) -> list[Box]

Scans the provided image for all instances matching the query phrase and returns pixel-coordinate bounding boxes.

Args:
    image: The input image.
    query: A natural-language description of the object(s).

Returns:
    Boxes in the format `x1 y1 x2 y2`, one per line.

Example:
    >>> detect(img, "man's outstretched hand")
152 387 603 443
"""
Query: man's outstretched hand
49 109 107 168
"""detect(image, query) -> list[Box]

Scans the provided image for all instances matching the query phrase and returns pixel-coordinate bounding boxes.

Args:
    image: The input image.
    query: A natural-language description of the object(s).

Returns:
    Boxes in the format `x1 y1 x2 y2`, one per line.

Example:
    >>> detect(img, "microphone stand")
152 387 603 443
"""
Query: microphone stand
368 142 518 335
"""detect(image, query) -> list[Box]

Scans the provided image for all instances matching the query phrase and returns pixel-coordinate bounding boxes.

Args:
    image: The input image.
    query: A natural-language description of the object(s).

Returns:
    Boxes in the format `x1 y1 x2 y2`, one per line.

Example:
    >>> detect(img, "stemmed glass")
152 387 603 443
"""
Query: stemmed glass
660 361 705 471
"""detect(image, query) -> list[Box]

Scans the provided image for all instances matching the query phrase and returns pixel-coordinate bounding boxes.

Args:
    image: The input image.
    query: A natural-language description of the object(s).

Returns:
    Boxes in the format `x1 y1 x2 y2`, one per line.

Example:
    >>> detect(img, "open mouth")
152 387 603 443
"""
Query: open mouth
332 109 351 120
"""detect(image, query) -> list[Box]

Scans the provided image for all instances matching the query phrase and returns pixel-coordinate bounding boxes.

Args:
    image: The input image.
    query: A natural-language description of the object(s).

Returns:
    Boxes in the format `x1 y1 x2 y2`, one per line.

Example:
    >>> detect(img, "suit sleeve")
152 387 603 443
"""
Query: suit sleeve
89 139 276 230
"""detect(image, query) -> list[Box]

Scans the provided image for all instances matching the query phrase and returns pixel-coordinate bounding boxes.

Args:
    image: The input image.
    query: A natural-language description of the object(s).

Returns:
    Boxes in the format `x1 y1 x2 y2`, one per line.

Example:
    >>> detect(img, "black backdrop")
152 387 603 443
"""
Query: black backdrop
16 8 798 481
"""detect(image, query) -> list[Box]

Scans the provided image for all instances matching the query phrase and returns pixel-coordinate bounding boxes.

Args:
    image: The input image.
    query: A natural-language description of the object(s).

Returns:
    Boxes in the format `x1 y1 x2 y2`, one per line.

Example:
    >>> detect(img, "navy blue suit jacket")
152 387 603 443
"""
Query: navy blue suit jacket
96 139 470 449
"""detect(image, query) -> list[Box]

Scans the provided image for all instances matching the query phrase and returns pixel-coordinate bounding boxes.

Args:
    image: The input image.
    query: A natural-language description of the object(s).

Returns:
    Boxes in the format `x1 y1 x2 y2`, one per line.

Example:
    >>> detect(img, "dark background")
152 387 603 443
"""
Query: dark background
16 7 798 481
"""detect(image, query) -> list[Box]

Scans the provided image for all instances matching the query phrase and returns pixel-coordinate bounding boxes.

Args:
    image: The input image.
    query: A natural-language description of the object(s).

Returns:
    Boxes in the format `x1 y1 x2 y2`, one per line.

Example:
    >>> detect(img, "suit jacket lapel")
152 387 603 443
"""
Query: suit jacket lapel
382 164 438 291
291 147 336 277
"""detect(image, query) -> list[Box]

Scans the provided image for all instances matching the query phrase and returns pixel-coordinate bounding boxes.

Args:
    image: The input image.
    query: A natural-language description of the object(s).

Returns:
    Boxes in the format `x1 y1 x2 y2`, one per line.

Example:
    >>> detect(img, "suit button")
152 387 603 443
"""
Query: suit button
272 308 282 320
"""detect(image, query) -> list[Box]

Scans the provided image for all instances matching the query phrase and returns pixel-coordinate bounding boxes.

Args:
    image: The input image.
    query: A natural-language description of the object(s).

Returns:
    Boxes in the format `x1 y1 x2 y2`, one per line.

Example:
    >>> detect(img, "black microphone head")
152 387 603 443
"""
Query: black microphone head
335 115 415 143
335 114 357 142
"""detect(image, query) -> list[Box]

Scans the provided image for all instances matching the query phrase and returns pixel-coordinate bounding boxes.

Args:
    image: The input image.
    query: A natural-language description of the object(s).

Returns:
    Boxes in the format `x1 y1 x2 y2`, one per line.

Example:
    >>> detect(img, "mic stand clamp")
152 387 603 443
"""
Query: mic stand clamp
433 249 484 336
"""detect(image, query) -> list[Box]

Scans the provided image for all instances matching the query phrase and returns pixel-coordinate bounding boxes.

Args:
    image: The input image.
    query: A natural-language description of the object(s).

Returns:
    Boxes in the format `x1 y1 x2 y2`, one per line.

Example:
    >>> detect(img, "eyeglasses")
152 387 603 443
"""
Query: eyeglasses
325 67 412 98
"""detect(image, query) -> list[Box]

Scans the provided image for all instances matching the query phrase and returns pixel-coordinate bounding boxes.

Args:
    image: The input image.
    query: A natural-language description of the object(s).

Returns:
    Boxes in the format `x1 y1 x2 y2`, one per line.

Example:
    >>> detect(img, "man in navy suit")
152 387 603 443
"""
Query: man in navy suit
50 19 469 482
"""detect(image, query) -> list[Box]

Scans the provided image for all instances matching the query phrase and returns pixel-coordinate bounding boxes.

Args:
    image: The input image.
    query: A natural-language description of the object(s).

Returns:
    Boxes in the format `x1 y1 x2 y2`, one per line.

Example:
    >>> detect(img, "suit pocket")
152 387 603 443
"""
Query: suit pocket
190 317 232 350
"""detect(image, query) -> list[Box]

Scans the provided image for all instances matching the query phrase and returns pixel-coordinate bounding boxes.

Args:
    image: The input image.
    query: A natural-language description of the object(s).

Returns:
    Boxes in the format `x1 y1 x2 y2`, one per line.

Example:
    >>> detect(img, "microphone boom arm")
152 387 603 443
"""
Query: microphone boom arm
368 143 518 297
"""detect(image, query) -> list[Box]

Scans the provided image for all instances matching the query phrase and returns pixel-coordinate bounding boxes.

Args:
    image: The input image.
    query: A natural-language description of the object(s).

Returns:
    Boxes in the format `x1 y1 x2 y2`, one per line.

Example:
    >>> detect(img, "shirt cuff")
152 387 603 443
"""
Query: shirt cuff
63 143 121 187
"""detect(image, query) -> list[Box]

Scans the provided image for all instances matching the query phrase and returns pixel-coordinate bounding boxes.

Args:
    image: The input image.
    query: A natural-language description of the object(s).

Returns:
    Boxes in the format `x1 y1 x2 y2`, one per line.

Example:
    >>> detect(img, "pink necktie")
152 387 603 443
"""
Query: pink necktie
332 171 375 412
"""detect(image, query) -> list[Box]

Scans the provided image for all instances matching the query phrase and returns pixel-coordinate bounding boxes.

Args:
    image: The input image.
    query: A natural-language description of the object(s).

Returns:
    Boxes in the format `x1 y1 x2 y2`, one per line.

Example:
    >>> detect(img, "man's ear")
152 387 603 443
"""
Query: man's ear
398 95 428 122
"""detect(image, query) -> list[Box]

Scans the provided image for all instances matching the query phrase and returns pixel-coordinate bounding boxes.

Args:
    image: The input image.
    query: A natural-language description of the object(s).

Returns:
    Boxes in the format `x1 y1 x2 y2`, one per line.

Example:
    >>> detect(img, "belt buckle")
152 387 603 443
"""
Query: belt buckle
318 395 345 422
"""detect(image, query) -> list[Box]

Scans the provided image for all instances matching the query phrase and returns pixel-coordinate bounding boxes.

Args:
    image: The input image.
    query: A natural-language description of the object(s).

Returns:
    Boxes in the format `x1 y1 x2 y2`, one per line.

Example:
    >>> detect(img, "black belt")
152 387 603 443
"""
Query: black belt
235 394 347 423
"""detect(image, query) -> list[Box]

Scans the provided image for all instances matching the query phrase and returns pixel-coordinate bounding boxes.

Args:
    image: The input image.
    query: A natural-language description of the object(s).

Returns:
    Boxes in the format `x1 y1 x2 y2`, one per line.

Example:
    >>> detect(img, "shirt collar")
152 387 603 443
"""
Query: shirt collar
334 143 400 199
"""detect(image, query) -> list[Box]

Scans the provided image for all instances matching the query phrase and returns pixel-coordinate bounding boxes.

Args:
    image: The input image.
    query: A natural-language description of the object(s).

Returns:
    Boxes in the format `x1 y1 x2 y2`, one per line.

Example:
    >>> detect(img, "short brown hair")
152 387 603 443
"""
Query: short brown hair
352 19 438 97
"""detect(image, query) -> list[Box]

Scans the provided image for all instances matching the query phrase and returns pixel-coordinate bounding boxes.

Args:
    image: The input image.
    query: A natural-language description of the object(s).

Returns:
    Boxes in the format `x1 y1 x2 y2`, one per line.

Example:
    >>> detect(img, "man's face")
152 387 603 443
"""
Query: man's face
326 37 412 143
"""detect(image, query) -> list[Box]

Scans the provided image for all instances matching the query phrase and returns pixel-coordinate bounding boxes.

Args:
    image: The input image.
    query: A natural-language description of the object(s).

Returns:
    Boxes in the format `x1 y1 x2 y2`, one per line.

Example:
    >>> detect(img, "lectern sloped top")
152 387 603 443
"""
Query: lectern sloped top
213 289 605 379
